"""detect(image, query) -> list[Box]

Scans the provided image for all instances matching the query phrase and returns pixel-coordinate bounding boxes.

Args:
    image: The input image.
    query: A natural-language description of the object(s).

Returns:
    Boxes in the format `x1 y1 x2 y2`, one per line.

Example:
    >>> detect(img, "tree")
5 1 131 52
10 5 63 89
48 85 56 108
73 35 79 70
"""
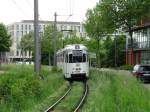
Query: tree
84 3 115 67
0 23 11 51
100 0 150 64
115 35 126 66
102 36 114 67
0 23 11 64
41 24 63 65
20 32 34 62
63 31 87 46
102 35 126 67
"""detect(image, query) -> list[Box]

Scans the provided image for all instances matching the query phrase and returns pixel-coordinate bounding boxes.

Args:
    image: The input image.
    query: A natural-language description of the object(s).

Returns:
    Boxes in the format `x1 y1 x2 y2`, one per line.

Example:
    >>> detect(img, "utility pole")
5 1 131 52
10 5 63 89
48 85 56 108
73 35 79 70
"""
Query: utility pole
53 12 57 66
34 0 41 74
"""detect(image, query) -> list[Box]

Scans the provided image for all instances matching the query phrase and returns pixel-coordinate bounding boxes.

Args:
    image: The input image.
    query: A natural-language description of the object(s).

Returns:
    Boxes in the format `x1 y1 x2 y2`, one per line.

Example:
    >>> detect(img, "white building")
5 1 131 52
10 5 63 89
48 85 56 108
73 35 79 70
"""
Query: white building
7 20 87 62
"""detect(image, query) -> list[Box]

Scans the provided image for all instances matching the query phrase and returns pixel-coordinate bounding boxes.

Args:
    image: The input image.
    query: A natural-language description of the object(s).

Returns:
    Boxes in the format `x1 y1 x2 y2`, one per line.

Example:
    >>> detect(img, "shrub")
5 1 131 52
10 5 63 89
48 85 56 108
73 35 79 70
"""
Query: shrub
0 64 65 111
119 64 133 70
51 66 62 73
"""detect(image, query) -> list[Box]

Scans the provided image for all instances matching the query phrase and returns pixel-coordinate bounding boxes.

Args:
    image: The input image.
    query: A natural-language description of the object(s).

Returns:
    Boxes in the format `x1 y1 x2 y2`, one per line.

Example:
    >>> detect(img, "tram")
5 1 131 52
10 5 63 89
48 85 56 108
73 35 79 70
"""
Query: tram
56 44 89 80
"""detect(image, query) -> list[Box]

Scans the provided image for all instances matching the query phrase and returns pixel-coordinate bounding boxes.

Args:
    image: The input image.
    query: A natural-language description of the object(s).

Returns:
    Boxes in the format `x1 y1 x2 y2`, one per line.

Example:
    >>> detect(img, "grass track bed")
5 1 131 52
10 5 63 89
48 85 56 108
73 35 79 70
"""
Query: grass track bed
53 82 83 112
0 64 66 112
81 69 150 112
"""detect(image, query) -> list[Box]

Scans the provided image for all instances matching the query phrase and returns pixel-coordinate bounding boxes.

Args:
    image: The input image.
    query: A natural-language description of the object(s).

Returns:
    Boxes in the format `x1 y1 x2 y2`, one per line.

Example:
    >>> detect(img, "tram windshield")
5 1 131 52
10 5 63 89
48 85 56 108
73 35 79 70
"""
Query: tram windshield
69 53 87 63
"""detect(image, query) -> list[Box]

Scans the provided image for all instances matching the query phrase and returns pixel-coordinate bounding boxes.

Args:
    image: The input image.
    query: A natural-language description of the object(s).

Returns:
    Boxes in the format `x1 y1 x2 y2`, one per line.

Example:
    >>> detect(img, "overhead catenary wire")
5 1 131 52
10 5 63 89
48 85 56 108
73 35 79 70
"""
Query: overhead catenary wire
24 0 43 20
11 0 31 18
25 0 33 8
12 0 43 21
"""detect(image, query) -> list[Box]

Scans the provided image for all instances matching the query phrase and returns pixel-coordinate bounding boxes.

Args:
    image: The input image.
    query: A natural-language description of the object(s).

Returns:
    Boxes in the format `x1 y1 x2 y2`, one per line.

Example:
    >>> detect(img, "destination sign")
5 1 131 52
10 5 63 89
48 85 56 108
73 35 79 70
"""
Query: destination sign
73 50 82 56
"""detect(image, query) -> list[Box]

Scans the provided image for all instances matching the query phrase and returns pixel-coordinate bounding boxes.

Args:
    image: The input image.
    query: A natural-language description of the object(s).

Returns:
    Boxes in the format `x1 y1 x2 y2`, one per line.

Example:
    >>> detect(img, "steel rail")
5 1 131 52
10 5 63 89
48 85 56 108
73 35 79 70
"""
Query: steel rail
45 83 72 112
73 82 88 112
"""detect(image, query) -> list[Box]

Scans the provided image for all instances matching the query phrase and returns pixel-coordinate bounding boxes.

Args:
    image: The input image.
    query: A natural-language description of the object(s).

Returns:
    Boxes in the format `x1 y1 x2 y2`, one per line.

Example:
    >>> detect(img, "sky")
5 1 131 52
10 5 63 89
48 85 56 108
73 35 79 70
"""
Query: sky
0 0 99 24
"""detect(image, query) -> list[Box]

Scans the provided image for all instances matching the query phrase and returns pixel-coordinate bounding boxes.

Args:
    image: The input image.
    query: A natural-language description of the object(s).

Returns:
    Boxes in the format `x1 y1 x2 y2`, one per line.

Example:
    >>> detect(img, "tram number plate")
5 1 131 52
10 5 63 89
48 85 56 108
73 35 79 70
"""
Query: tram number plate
75 70 80 73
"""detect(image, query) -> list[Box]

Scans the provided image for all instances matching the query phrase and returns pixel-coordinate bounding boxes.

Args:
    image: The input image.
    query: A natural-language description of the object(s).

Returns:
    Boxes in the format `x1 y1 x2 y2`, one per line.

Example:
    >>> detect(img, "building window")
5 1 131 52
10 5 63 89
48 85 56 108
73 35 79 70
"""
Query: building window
25 24 27 30
29 25 31 30
21 24 23 30
17 25 19 30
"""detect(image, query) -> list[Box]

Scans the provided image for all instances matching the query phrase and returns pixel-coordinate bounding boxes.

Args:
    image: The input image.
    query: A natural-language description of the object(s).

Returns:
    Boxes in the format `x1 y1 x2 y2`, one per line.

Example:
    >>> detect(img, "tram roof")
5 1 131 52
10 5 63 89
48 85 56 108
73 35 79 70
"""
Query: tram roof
57 44 87 54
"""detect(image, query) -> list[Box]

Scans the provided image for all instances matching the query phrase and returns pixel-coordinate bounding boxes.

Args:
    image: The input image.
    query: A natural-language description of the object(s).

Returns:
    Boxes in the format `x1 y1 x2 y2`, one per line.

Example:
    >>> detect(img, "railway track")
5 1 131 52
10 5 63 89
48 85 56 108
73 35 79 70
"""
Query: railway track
73 82 88 112
45 81 88 112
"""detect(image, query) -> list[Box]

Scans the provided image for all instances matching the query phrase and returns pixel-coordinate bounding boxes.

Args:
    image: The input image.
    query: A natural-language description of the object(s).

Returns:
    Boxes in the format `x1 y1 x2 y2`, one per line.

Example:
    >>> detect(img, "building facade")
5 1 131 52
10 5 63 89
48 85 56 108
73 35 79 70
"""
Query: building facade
7 20 86 62
126 23 150 65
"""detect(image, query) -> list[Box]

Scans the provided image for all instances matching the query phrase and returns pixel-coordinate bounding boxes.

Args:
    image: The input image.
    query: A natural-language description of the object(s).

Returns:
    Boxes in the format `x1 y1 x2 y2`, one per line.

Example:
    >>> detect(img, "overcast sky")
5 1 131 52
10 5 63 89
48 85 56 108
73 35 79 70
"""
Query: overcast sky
0 0 99 24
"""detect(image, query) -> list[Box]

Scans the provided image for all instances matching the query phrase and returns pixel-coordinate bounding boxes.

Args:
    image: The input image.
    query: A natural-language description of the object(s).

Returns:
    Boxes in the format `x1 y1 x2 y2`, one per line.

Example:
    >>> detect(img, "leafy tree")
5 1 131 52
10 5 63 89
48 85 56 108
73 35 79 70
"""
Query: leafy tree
115 35 126 66
100 0 150 64
102 36 114 67
63 31 87 46
0 23 11 51
20 32 34 56
0 23 11 64
103 35 126 67
84 3 115 67
41 24 62 65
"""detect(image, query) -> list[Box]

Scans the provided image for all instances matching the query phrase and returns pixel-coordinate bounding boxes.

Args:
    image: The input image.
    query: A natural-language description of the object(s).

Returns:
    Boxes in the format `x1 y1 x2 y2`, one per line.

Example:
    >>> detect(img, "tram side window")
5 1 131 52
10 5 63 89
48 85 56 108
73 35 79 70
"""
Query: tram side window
83 54 86 62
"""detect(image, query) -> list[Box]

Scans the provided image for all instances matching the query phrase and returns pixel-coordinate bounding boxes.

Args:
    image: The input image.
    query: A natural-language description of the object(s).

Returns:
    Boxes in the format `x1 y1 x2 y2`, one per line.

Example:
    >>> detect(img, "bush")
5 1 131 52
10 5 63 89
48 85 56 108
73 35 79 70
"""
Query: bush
51 66 62 73
119 64 133 70
0 67 43 110
0 64 65 111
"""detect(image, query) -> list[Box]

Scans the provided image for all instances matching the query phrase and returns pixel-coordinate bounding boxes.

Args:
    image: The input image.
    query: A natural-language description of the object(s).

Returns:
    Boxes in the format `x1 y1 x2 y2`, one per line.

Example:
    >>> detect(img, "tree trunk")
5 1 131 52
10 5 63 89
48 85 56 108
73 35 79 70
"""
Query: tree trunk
29 49 31 64
96 38 101 68
0 52 1 70
49 52 51 66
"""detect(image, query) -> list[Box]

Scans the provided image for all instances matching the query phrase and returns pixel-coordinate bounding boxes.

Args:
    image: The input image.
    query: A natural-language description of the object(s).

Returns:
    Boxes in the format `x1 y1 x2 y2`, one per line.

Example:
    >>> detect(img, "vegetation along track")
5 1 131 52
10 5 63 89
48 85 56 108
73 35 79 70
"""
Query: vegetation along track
45 81 88 112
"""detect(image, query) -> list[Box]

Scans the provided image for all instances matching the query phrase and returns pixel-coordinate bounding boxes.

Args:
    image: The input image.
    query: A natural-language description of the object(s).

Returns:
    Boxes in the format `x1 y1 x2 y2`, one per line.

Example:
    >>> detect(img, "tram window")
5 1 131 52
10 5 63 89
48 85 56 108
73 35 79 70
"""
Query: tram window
87 54 88 62
73 56 82 63
69 54 73 63
83 54 86 62
65 54 68 63
69 53 87 63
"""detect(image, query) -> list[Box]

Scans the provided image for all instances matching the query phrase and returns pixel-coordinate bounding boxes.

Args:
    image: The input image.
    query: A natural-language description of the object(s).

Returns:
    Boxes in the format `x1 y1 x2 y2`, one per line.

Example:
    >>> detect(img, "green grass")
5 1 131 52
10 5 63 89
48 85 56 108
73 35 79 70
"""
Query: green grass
0 64 67 112
1 65 150 112
81 69 150 112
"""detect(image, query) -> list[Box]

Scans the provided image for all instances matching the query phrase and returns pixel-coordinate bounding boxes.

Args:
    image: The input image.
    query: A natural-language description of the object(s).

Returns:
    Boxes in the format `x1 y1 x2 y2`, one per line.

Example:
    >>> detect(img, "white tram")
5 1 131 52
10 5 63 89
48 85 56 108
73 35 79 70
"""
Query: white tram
56 44 89 80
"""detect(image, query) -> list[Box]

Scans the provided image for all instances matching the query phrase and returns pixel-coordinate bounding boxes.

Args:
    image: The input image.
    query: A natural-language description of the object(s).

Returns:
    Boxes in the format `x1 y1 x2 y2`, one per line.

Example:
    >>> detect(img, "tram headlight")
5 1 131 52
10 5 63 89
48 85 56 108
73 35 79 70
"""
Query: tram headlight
76 68 81 70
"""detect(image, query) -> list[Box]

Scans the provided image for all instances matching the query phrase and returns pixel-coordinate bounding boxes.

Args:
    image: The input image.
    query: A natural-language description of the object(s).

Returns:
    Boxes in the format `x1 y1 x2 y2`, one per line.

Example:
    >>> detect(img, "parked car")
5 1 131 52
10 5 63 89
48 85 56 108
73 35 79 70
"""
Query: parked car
132 64 150 82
